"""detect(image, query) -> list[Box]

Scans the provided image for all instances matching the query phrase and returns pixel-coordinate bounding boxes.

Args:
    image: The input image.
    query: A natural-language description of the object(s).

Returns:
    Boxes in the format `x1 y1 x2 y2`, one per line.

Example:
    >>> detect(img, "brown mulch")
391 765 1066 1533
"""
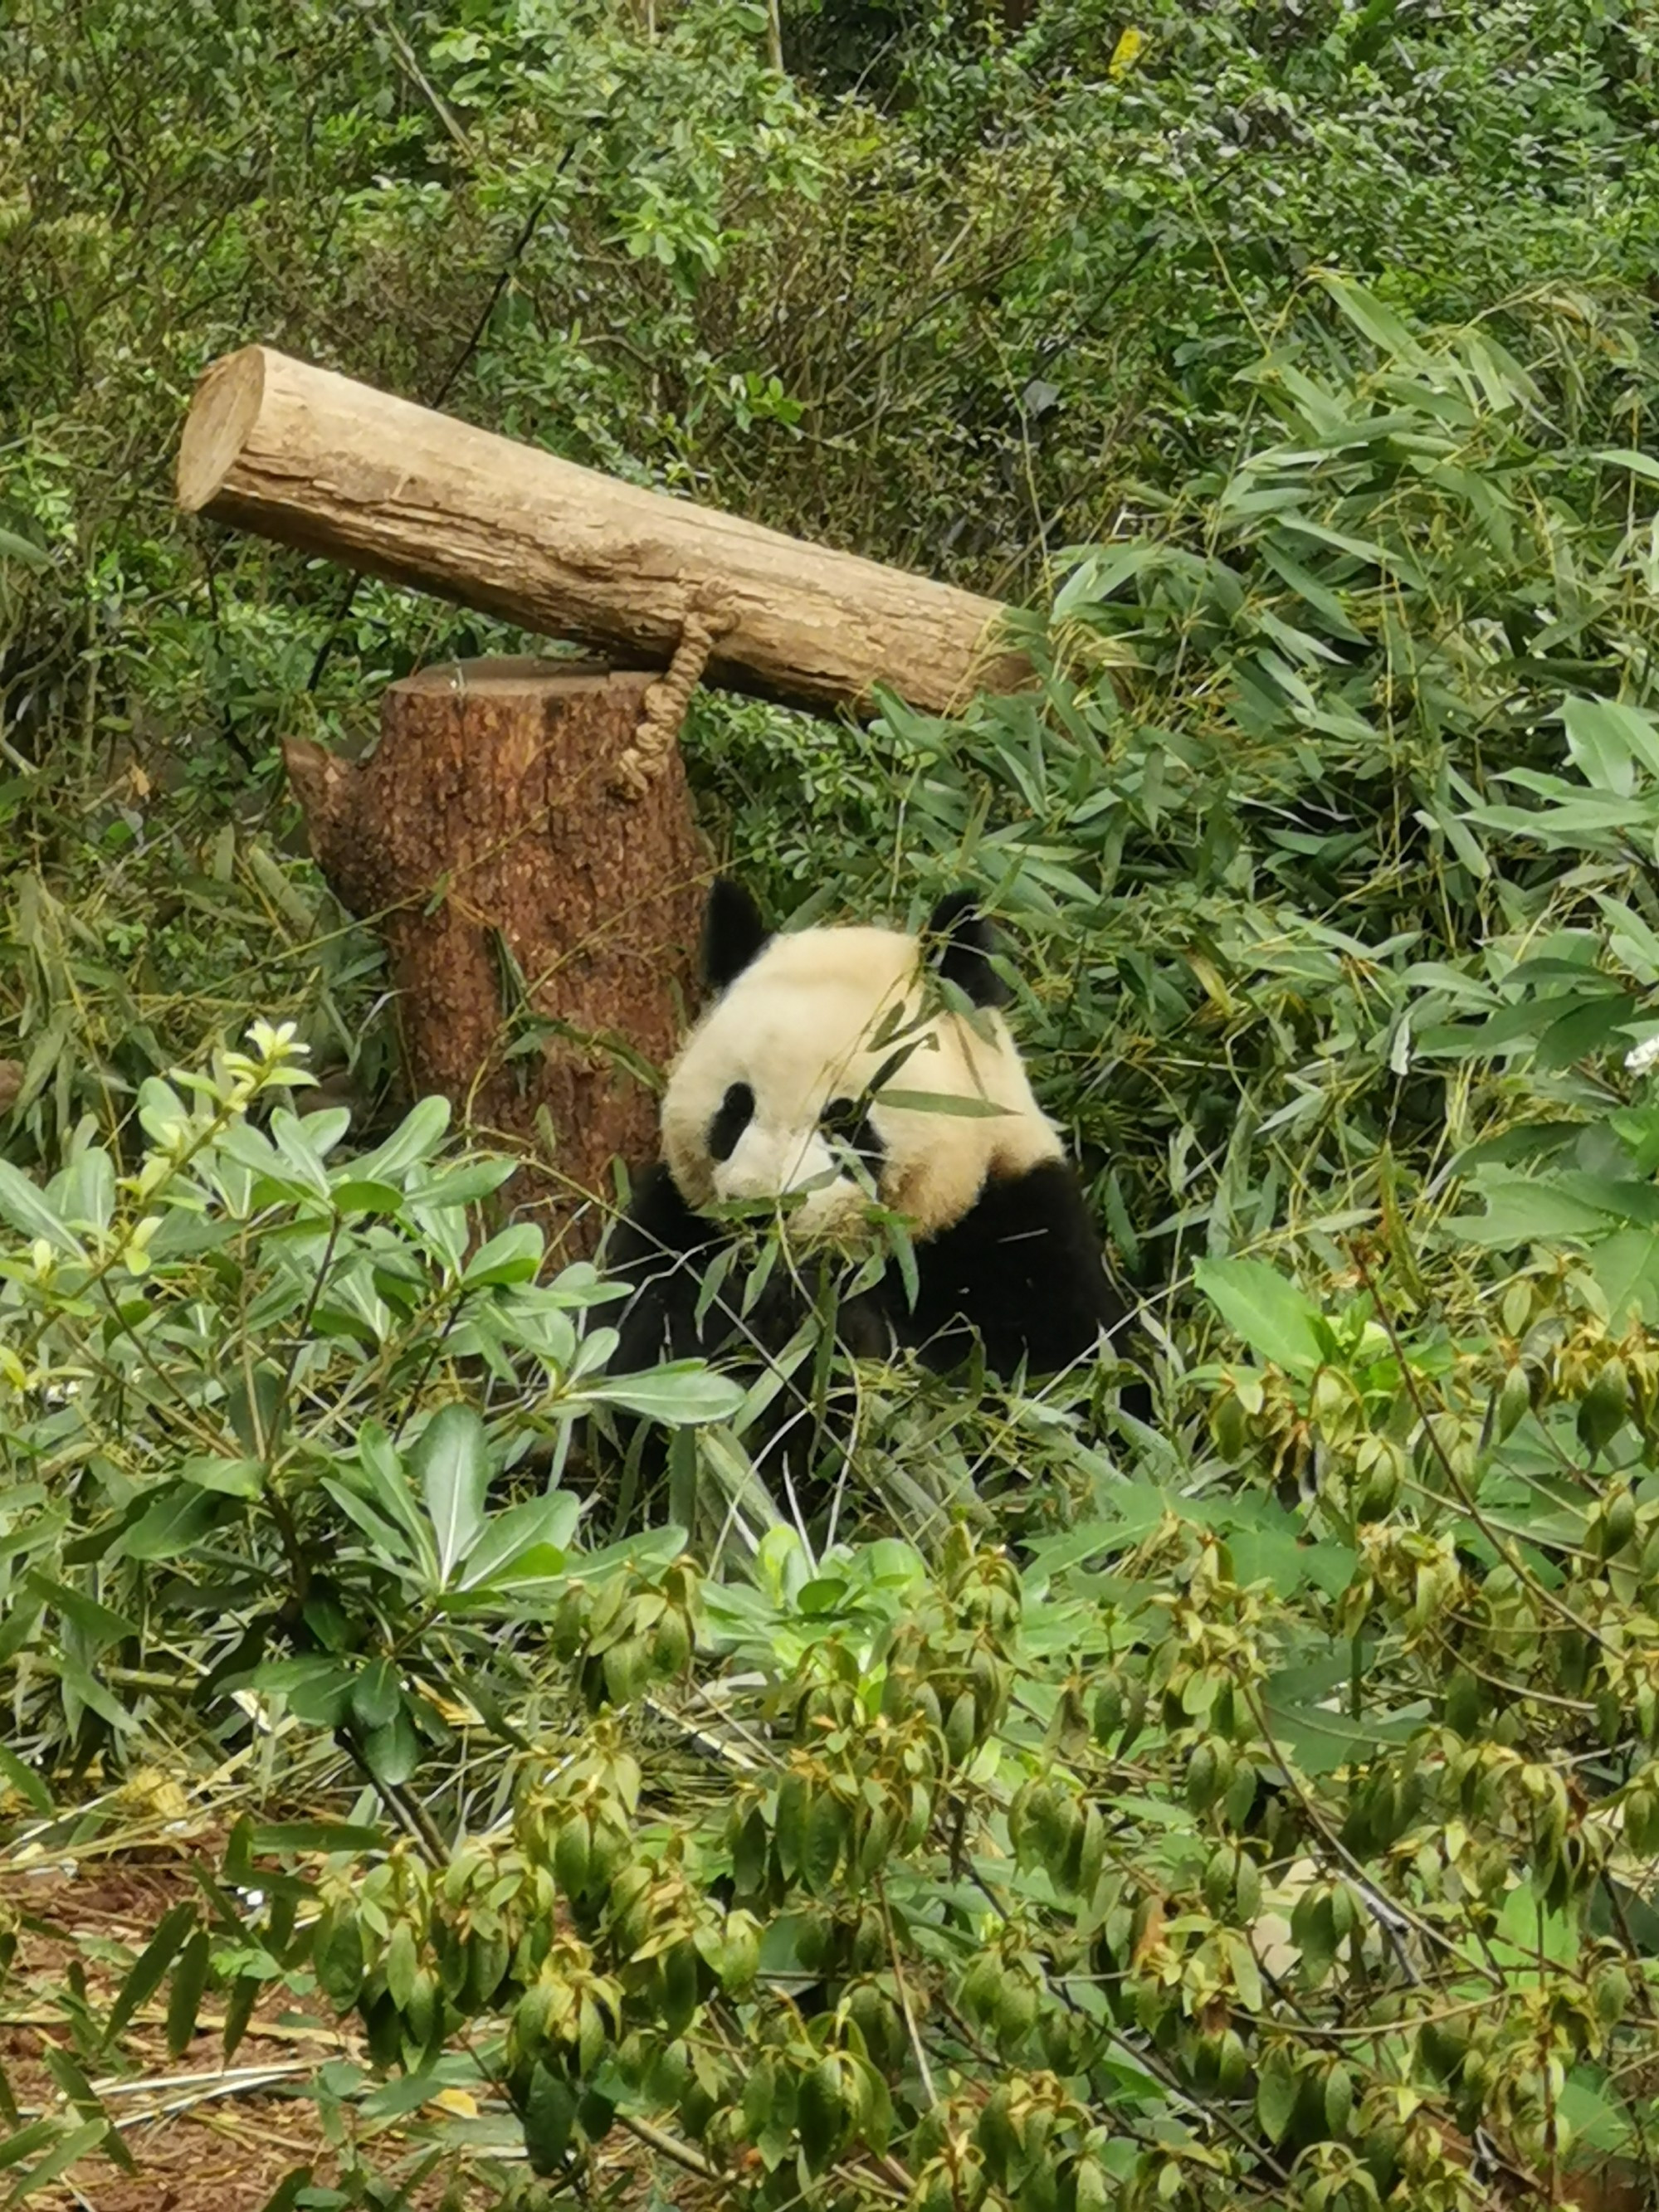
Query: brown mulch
0 1836 730 2211
0 1847 518 2210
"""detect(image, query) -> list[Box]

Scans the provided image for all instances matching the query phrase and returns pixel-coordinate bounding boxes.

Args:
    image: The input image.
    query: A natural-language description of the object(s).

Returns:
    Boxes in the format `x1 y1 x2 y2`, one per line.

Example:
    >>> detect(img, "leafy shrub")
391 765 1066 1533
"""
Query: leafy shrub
0 1021 739 1795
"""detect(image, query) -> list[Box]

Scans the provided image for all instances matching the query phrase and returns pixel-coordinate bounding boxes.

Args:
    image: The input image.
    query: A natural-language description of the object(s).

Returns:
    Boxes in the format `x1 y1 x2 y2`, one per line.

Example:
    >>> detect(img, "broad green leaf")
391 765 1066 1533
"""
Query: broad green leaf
359 2070 449 2122
1534 994 1638 1071
1494 1883 1578 1966
1589 1229 1659 1328
1593 446 1659 486
1261 1693 1419 1774
1447 1179 1627 1246
290 1104 349 1154
217 1122 328 1203
1315 272 1432 366
326 1179 408 1217
1562 697 1650 797
226 1363 289 1458
1193 1257 1324 1376
1557 1169 1659 1223
134 1076 190 1147
405 1160 516 1211
1558 2067 1639 2157
267 1109 333 1197
563 1527 687 1583
362 1710 421 1787
314 1917 365 2011
350 1657 403 1731
318 1476 419 1565
1598 895 1659 978
455 1491 581 1591
1413 992 1574 1060
802 1791 848 1896
523 2063 577 2175
246 1655 355 1727
179 1454 265 1499
1227 1521 1316 1595
1466 794 1652 846
1221 1928 1264 2015
117 1484 221 1562
463 1222 545 1286
352 1425 435 1561
581 1363 746 1425
52 1148 115 1235
350 1094 451 1181
412 1403 490 1582
0 1160 85 1257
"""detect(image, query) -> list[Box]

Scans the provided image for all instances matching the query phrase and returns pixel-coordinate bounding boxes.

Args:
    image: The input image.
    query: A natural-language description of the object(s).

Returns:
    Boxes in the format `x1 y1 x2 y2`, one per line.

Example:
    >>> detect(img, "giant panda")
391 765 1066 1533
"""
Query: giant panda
605 878 1126 1395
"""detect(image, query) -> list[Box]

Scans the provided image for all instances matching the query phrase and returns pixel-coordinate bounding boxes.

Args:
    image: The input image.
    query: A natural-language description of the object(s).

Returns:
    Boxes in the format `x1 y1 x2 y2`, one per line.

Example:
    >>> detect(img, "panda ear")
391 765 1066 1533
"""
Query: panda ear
925 889 1012 1009
703 878 770 992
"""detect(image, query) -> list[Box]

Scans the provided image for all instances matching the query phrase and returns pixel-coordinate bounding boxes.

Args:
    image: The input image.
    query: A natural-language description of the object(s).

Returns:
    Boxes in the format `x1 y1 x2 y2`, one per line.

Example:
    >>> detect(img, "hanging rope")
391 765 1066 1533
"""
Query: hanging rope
612 587 737 801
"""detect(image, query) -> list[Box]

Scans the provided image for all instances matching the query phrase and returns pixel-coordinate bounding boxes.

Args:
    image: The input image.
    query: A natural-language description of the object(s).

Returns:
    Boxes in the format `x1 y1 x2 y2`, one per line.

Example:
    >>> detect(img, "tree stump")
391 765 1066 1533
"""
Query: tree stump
284 658 706 1259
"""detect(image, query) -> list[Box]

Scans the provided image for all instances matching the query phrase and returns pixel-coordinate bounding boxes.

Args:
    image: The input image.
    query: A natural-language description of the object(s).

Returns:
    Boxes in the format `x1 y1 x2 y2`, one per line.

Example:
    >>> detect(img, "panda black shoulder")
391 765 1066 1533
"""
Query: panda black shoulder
606 1162 725 1372
703 878 771 992
906 1159 1125 1380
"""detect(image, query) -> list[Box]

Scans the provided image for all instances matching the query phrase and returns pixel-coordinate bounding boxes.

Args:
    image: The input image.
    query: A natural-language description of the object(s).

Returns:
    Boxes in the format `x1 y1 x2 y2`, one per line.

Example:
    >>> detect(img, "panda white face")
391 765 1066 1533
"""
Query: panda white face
661 916 1061 1243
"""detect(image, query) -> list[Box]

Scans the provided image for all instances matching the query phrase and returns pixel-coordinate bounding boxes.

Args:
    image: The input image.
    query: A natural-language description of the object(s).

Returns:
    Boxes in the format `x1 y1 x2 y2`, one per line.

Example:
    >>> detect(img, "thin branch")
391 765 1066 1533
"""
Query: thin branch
616 2107 720 2180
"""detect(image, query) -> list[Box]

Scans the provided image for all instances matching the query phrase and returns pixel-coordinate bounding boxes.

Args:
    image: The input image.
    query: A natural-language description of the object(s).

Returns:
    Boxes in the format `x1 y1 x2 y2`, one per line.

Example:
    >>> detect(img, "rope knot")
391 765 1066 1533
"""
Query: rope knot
612 587 737 801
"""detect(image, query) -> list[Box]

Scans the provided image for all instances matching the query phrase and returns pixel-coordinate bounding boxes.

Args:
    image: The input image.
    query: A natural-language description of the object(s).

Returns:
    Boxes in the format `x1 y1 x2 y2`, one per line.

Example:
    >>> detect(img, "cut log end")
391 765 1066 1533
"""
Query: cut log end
392 655 620 699
177 346 267 514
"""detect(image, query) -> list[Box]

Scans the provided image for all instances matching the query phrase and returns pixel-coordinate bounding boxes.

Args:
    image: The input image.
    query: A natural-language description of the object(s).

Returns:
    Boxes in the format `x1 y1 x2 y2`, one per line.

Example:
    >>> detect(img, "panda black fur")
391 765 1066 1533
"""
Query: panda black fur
606 879 1125 1386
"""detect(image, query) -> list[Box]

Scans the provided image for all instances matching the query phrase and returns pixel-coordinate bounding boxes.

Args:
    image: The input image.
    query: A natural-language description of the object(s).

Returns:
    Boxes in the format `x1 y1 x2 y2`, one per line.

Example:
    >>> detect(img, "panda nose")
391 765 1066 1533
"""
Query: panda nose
782 1132 835 1188
715 1128 837 1202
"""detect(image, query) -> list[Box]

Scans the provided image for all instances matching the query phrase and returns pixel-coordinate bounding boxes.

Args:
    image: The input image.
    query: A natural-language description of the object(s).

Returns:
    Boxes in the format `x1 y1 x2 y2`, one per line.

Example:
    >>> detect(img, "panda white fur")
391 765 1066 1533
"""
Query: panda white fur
607 879 1125 1386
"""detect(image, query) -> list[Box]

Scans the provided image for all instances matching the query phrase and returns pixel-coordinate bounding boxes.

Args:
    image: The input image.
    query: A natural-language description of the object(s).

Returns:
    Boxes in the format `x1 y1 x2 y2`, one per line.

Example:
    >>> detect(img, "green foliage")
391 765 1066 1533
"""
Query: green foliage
0 1021 739 1787
710 278 1659 1320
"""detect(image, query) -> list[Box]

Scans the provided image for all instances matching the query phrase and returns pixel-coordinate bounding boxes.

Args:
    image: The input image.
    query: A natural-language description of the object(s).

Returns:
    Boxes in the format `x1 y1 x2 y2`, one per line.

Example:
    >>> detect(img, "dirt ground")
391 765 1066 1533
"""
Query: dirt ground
0 1849 671 2210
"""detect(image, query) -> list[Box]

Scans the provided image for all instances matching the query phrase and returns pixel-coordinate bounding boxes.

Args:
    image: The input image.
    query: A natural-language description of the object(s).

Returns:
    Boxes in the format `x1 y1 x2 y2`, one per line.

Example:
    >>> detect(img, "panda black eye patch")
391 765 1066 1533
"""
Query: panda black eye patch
707 1082 755 1162
821 1094 884 1171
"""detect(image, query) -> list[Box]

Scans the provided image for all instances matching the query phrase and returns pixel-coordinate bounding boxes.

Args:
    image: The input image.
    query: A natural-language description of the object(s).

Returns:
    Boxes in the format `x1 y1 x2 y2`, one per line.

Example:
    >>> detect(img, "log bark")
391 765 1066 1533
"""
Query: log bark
177 344 1030 718
285 658 705 1258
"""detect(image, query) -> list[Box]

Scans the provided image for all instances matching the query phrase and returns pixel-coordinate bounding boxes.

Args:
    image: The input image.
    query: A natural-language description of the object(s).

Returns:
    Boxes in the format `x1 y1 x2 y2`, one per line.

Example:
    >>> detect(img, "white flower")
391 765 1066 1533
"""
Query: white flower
1626 1033 1659 1075
245 1017 305 1065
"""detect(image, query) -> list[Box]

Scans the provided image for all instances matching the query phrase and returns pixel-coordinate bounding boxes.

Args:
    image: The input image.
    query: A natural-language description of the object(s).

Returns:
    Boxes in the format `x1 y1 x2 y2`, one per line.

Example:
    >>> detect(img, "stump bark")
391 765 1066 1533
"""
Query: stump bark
284 659 705 1257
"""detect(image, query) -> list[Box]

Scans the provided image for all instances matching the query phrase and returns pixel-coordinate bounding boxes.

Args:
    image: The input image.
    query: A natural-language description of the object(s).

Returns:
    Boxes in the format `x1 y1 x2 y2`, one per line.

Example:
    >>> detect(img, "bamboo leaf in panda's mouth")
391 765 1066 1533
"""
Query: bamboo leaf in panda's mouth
876 1089 1012 1117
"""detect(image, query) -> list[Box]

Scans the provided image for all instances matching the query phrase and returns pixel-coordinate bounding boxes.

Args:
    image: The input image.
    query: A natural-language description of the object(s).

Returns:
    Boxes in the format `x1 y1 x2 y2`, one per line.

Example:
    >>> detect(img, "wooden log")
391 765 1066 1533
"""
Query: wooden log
284 658 706 1257
176 344 1030 718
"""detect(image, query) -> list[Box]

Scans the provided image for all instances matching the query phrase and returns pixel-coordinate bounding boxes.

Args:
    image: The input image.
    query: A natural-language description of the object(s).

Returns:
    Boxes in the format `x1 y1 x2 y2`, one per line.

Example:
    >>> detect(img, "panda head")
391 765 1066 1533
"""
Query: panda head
660 879 1064 1241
